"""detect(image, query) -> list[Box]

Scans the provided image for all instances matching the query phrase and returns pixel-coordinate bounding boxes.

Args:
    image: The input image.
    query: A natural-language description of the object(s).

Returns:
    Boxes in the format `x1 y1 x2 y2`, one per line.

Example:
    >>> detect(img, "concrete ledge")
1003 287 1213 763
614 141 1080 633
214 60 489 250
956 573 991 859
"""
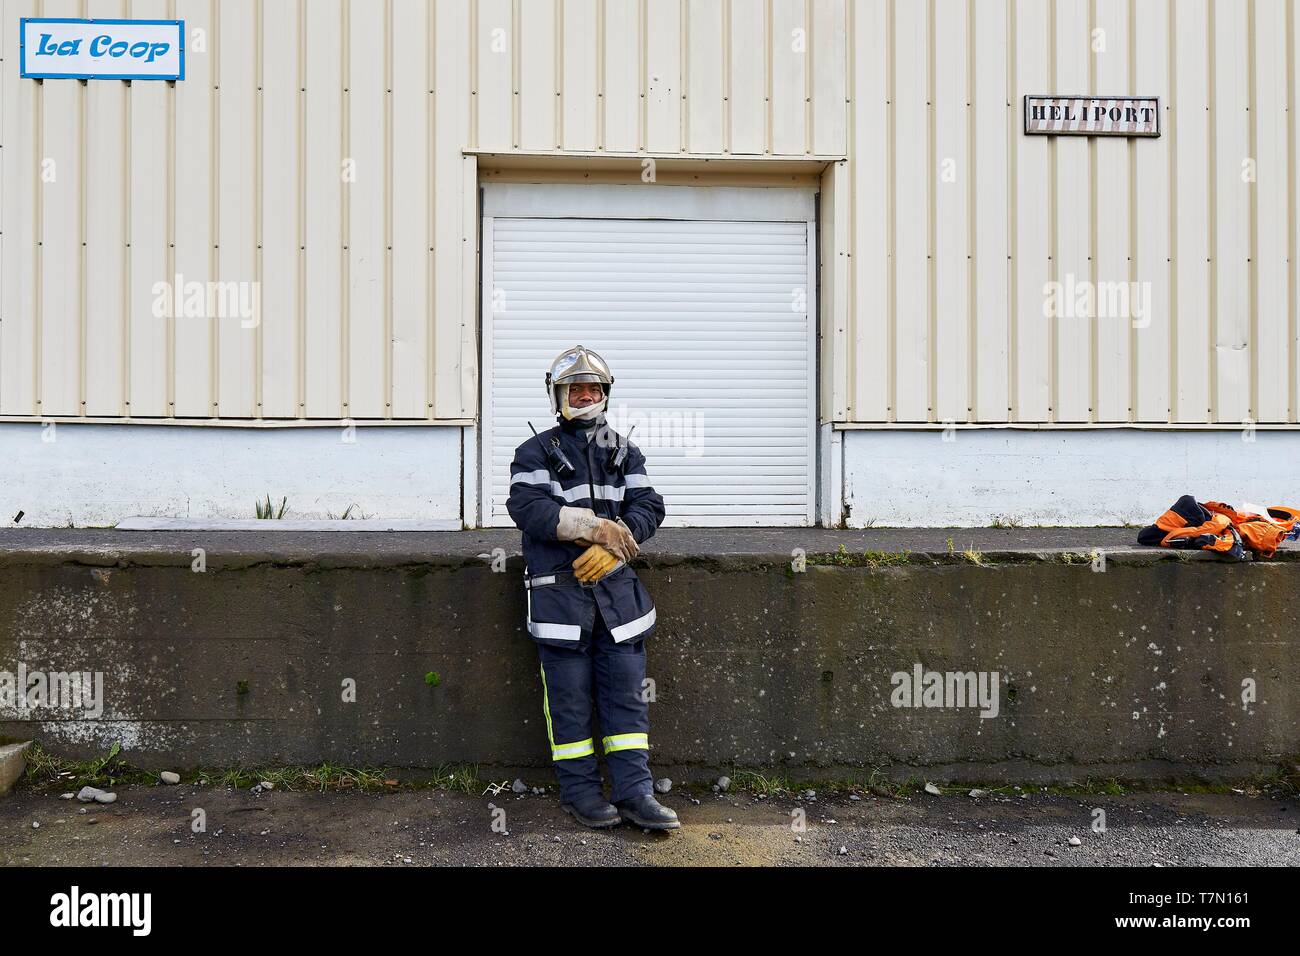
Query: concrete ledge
1 529 1296 783
0 526 1265 568
0 741 33 796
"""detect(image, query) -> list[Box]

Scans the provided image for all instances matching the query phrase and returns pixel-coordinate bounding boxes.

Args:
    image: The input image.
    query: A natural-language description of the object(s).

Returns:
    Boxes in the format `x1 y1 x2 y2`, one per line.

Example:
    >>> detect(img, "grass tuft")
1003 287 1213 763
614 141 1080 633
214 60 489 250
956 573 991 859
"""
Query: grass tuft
804 546 913 569
255 495 289 520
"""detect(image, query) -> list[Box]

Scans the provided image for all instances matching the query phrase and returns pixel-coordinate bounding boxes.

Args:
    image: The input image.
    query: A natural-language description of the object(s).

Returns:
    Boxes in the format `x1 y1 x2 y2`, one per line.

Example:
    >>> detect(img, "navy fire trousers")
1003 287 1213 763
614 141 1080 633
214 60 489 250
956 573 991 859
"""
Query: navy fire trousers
536 615 654 804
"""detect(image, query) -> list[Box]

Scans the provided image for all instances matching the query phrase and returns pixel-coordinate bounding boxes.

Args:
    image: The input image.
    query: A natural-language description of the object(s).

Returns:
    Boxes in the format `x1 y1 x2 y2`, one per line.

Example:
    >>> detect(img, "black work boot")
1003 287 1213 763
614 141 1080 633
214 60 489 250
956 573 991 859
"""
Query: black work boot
616 794 680 830
561 794 621 829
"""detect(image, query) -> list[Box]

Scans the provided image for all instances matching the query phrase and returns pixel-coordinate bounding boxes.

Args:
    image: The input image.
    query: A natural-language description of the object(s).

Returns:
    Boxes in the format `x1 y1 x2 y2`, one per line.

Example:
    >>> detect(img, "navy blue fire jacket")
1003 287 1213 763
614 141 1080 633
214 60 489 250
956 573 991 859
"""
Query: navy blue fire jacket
506 416 666 647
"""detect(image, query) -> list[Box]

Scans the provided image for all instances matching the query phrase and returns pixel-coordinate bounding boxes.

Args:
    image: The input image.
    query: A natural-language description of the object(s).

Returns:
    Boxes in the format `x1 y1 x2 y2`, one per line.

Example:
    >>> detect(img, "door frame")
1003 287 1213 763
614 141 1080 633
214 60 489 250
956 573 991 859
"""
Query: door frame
477 182 819 528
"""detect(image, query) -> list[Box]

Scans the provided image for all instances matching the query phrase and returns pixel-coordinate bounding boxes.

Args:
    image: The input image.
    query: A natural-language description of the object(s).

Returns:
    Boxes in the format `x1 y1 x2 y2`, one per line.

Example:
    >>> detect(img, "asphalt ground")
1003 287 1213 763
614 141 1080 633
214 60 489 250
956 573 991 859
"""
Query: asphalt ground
3 780 1297 868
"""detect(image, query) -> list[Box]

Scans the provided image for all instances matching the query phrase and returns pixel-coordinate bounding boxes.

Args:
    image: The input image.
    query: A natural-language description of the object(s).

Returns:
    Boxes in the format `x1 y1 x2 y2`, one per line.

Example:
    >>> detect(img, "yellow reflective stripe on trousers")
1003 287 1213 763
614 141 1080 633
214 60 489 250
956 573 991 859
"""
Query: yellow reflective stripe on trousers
539 663 595 761
552 738 595 761
602 732 649 754
539 663 556 747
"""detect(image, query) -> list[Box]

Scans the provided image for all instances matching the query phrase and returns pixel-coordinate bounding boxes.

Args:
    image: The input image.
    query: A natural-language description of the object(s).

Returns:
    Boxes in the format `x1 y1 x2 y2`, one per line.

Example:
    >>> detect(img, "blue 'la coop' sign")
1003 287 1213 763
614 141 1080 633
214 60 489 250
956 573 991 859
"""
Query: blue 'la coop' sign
20 18 185 81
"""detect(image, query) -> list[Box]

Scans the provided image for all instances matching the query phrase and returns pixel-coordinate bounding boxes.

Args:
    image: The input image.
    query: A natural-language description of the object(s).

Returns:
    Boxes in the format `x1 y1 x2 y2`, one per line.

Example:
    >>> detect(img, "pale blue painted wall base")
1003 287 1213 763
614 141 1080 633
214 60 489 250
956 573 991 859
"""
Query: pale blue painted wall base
842 428 1300 528
0 423 463 528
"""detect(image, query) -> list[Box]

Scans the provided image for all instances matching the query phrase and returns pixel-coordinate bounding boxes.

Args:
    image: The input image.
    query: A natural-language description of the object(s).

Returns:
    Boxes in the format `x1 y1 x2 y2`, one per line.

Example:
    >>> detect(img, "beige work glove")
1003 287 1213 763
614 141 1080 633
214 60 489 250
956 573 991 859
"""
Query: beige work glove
573 544 621 584
556 506 640 562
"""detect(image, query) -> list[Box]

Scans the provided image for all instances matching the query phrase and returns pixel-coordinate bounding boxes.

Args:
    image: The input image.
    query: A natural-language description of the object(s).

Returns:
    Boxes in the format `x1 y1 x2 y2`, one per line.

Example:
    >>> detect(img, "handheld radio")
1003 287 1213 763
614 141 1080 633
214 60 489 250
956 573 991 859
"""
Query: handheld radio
528 422 575 478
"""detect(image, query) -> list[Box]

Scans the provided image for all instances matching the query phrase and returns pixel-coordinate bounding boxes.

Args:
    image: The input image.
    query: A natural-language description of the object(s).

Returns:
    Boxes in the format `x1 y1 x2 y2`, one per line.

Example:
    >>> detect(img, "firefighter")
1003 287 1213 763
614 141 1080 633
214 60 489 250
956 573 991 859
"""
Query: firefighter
506 345 679 830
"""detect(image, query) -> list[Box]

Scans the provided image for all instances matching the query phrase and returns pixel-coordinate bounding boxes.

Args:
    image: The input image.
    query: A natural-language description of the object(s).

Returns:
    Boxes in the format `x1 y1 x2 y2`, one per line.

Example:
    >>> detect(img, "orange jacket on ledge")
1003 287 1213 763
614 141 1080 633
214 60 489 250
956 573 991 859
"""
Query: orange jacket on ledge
1138 495 1299 561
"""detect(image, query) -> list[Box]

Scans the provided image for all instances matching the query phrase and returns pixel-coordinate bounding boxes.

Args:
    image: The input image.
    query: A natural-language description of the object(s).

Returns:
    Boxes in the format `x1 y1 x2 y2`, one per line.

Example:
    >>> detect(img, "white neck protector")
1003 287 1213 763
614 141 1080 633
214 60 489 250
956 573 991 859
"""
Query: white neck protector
559 384 608 421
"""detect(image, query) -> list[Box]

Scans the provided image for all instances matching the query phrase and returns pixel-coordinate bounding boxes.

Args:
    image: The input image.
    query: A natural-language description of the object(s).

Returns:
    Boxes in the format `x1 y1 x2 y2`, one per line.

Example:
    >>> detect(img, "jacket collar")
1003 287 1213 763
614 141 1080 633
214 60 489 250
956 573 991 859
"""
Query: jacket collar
557 413 605 438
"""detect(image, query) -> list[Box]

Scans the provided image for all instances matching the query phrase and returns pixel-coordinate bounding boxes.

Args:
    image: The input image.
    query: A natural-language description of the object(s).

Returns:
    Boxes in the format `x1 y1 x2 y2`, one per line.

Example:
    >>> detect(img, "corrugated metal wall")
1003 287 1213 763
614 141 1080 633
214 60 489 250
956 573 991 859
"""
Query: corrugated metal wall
838 0 1299 424
2 0 1298 425
0 0 846 422
1 0 480 420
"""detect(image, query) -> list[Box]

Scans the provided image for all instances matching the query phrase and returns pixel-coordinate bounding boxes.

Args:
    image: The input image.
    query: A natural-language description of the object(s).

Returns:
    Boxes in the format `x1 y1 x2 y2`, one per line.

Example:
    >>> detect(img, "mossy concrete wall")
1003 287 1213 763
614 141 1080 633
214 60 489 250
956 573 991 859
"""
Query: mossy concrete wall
1 530 1296 783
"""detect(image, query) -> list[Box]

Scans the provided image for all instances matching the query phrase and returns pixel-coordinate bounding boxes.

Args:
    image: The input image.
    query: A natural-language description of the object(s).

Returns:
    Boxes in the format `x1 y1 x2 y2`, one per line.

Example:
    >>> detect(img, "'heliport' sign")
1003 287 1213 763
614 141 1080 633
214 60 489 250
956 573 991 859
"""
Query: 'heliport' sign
19 18 184 81
1024 95 1160 138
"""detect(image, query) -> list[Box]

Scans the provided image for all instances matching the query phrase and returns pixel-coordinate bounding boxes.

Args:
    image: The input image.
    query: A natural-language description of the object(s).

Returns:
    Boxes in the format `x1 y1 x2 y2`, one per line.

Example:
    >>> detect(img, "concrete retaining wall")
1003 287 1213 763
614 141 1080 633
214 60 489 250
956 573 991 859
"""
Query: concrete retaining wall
1 529 1297 783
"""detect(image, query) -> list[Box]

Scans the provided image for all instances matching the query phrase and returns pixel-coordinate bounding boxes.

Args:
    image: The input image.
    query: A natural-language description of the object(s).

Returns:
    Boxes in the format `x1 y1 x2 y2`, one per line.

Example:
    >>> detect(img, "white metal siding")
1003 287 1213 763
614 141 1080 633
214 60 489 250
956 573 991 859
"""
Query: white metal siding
484 210 815 526
836 0 1300 425
0 0 477 422
2 0 1298 428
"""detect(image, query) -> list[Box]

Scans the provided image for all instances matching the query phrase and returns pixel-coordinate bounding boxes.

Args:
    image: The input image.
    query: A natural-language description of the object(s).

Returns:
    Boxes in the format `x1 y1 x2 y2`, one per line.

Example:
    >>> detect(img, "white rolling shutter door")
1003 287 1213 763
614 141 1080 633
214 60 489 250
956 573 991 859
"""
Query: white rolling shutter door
484 199 815 527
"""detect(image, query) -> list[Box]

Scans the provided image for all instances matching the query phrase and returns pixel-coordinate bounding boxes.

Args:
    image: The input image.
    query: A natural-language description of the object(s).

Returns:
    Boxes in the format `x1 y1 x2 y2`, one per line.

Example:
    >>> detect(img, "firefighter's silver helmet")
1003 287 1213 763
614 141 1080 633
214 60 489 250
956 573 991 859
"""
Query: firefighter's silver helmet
546 345 614 421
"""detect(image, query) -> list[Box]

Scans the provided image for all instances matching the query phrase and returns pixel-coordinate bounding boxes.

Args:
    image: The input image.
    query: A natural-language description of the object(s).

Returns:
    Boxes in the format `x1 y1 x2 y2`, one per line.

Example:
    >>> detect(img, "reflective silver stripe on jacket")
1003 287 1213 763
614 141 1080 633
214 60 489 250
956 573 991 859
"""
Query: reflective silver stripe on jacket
510 471 627 504
510 469 553 485
528 620 582 642
526 590 581 641
609 606 656 643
